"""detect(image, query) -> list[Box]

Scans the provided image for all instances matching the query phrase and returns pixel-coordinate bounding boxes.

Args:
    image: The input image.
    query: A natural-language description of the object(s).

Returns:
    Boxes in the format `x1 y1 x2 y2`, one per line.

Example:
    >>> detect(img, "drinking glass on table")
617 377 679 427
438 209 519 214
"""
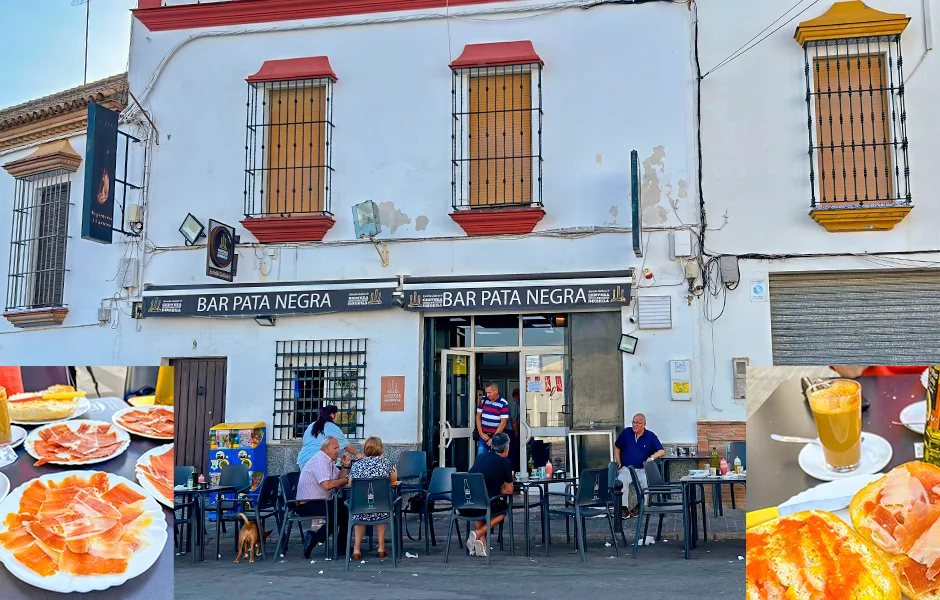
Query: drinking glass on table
0 386 17 467
806 379 862 472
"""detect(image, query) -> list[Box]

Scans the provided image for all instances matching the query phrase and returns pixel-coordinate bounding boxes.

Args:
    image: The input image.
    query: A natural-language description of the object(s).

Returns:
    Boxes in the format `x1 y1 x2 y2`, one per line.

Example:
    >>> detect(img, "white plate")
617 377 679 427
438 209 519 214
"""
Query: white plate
923 368 930 389
0 472 8 504
0 470 167 593
24 420 130 466
797 432 893 481
900 400 927 434
10 396 91 426
7 426 26 449
136 444 173 509
112 406 174 440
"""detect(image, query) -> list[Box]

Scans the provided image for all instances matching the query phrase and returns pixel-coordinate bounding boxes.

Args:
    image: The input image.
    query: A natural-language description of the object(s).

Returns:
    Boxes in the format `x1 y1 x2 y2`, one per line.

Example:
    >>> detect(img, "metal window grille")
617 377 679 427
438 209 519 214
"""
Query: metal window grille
452 63 543 210
6 171 71 311
273 339 367 441
803 35 910 207
244 77 334 218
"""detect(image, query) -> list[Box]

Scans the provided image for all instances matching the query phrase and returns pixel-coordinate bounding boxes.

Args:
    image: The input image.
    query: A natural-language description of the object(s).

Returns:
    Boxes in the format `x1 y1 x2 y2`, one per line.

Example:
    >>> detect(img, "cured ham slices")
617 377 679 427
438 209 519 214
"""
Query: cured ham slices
850 461 940 599
113 407 173 440
25 421 130 467
135 444 173 508
0 471 167 593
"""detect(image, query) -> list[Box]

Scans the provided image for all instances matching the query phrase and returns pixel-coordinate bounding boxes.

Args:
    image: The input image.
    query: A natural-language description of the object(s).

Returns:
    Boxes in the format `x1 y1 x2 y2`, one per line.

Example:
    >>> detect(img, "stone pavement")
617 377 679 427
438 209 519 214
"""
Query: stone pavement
175 536 745 600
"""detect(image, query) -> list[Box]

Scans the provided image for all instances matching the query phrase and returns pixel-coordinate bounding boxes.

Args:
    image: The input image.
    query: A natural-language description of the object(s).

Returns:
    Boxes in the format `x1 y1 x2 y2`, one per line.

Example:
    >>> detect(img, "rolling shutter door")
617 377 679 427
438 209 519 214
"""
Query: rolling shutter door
770 270 940 365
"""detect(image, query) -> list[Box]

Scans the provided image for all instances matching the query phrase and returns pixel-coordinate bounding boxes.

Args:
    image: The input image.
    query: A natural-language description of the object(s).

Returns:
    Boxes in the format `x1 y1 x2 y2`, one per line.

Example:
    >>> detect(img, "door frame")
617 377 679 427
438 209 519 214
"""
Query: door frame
439 349 475 469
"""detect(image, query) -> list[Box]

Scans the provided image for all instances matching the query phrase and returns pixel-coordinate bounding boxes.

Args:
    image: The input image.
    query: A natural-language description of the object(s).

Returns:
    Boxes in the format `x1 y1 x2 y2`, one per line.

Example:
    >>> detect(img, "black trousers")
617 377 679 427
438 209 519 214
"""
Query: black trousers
296 500 349 550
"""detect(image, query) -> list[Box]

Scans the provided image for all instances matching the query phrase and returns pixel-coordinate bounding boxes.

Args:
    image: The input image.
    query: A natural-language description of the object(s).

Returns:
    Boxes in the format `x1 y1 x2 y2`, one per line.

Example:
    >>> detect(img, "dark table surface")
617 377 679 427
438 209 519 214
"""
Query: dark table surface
747 374 925 510
0 396 173 600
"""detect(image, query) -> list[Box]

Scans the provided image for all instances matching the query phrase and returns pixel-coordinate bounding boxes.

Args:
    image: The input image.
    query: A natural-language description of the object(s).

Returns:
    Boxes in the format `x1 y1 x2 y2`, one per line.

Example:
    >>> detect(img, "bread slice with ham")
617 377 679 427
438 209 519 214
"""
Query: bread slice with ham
850 462 940 599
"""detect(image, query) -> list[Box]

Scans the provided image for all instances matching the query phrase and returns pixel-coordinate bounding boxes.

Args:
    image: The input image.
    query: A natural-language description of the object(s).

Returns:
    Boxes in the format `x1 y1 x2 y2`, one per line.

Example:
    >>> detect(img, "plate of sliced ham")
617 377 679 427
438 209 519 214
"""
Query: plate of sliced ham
24 421 131 467
112 406 173 440
136 444 173 509
0 471 167 593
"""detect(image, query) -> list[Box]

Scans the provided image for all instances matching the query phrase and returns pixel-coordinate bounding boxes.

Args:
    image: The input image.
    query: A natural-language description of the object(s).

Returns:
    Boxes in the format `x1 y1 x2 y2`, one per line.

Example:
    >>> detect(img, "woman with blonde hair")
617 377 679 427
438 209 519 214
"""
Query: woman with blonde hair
348 436 397 560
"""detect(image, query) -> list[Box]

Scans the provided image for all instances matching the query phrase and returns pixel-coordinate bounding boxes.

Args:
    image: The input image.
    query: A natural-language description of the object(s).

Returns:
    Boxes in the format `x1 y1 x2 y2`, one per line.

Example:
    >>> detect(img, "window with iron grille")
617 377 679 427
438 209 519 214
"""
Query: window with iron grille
451 63 543 209
6 171 71 311
273 339 366 441
803 35 910 207
244 77 334 218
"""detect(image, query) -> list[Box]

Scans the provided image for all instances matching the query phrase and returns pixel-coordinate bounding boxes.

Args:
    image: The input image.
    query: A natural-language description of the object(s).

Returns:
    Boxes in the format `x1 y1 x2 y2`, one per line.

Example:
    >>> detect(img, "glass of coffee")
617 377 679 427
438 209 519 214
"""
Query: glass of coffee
806 379 862 472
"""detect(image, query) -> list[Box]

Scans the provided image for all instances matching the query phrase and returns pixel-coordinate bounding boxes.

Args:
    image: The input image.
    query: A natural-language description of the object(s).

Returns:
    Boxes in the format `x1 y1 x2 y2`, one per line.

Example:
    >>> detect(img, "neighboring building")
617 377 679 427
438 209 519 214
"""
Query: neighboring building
1 0 745 486
698 0 940 367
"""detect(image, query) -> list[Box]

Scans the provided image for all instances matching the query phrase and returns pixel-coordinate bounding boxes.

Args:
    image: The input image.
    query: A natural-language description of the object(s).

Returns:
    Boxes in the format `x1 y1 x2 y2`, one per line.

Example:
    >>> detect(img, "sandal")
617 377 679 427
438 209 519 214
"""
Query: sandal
352 551 362 561
378 550 387 559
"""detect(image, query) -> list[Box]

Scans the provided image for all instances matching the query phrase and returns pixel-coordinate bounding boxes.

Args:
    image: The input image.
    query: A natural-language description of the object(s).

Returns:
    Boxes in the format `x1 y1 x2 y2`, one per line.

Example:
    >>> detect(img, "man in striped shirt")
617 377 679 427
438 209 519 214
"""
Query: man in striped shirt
476 383 509 456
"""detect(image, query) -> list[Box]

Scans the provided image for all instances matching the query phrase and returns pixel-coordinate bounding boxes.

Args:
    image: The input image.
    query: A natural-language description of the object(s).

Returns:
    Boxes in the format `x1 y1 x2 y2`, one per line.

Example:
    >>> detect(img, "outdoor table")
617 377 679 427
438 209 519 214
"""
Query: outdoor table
173 485 237 563
660 456 701 483
679 474 746 559
514 476 579 557
0 396 173 600
332 481 403 560
747 373 923 510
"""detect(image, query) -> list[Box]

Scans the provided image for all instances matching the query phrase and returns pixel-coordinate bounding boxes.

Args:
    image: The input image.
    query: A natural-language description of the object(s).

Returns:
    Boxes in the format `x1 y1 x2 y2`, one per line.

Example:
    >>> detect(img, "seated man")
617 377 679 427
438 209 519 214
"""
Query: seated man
615 413 665 518
463 432 514 558
296 436 351 558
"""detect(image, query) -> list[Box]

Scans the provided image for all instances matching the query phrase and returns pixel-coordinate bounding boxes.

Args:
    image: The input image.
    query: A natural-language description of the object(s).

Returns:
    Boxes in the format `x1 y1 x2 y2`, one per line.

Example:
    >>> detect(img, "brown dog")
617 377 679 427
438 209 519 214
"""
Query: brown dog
234 513 273 563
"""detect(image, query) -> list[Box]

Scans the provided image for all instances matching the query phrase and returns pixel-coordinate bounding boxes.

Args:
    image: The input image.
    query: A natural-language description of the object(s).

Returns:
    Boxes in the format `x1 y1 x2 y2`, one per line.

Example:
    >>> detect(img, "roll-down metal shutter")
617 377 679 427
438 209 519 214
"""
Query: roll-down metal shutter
769 270 940 365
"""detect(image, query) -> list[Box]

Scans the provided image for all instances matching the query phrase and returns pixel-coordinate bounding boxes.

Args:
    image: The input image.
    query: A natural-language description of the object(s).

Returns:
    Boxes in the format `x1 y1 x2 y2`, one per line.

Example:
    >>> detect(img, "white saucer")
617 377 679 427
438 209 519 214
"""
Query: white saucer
780 474 884 523
900 400 927 434
797 433 893 481
7 426 26 449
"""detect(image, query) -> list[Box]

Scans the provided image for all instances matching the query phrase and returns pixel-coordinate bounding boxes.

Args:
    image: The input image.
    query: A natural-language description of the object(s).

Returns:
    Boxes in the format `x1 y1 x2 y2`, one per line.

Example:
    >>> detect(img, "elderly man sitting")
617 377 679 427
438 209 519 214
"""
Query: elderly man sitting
296 435 351 558
615 413 665 518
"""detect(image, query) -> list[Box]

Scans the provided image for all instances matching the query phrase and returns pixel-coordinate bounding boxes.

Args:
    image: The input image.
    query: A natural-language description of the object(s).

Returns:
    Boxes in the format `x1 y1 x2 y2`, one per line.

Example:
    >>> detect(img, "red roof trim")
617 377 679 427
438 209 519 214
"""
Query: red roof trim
134 0 524 32
247 57 338 83
450 40 543 68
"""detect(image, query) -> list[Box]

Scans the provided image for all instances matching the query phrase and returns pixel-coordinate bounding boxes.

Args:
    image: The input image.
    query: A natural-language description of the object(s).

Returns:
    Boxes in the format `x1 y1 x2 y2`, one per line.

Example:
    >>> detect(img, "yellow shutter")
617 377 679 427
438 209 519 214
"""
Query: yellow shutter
265 84 326 214
814 54 893 205
468 72 532 206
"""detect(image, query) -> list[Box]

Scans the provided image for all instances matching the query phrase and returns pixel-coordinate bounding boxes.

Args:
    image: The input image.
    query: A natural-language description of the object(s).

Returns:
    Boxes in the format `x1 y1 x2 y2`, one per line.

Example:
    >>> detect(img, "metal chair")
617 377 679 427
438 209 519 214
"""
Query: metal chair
396 451 428 495
725 441 746 509
275 472 332 559
643 461 707 543
608 461 628 546
173 466 198 561
445 472 513 566
213 464 252 560
547 468 620 563
414 467 459 555
627 465 689 559
246 475 282 560
344 478 402 571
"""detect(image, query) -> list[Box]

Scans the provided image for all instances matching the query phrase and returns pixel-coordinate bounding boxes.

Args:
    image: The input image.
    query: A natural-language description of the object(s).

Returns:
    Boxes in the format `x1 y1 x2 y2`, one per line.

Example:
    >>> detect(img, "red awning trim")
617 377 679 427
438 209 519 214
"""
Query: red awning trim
246 57 338 83
449 40 543 69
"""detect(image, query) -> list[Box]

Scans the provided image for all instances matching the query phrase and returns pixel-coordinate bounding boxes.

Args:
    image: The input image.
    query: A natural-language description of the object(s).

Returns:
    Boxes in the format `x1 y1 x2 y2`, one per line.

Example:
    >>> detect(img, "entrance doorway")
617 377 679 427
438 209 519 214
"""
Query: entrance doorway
172 357 228 476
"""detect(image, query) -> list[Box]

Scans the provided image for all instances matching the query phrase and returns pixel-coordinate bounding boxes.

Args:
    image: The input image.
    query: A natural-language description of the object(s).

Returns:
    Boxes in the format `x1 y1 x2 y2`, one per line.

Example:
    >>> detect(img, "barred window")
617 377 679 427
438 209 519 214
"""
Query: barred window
273 339 367 441
244 77 334 218
452 63 543 209
803 36 909 207
6 171 71 311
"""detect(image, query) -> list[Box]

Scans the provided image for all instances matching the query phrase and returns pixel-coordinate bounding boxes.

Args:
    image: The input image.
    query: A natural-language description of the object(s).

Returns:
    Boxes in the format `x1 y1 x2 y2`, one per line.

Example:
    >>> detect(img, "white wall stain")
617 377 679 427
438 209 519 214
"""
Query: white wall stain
641 145 670 225
596 154 603 164
415 215 429 231
603 205 618 226
378 201 412 234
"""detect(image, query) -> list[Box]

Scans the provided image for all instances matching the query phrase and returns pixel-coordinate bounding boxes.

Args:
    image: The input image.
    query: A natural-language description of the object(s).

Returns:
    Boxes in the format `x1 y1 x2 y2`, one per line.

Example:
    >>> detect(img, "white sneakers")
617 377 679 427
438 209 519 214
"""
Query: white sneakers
466 531 476 556
473 538 487 557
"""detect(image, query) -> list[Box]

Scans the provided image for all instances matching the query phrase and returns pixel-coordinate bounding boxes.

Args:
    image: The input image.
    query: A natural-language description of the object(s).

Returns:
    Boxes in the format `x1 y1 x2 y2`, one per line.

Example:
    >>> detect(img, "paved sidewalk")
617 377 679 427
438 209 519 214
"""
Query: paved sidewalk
175 538 745 600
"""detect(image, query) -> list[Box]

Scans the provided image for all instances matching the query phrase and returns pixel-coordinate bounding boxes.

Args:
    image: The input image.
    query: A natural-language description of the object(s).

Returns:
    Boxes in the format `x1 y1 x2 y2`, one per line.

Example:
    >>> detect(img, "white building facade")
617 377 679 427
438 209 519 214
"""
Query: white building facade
0 0 746 479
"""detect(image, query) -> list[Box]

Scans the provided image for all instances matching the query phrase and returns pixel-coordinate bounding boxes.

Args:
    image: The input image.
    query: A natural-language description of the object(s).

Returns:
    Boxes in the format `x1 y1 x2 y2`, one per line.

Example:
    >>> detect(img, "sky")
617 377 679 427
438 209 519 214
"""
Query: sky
0 0 136 109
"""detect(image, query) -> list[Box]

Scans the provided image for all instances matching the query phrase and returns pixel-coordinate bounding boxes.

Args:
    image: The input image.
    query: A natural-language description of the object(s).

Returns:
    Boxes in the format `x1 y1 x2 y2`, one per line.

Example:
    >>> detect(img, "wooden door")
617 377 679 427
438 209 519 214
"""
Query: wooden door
172 358 227 476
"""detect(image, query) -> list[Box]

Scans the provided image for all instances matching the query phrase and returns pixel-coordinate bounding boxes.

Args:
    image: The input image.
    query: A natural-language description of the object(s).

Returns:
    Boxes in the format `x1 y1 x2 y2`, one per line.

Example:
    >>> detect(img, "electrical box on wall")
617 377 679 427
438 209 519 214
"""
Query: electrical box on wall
669 359 692 401
121 258 139 290
668 230 693 260
733 357 749 399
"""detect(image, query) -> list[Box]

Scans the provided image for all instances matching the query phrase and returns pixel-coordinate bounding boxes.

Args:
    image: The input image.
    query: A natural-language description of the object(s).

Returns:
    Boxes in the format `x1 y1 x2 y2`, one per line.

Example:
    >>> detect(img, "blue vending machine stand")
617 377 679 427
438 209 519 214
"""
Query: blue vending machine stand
206 422 267 520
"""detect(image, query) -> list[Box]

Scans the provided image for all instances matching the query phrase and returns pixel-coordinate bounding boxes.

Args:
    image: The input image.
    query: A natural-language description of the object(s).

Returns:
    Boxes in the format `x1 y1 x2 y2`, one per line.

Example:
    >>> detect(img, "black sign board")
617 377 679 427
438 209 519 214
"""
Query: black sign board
631 149 643 258
81 103 119 244
142 287 395 318
401 282 631 312
206 219 238 282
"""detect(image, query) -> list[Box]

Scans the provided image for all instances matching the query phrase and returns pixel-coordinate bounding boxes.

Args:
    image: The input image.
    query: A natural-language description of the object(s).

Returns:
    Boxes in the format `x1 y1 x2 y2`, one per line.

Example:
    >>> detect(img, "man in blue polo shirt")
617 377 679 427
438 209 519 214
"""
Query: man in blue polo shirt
475 383 509 456
615 413 665 517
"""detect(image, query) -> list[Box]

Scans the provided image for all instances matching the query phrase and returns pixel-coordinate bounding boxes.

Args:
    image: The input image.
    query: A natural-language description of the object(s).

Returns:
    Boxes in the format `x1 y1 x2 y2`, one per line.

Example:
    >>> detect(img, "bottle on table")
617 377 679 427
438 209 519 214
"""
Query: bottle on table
527 455 535 477
733 456 742 474
187 470 195 489
710 447 720 471
719 458 729 476
545 460 553 479
198 474 206 485
191 467 199 488
0 387 10 446
925 367 940 466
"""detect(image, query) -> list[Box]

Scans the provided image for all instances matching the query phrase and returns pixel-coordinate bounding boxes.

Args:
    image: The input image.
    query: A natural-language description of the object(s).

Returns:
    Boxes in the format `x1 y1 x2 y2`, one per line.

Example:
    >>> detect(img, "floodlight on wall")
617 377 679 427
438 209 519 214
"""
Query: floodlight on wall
351 200 389 267
619 333 638 355
179 213 205 246
254 315 276 327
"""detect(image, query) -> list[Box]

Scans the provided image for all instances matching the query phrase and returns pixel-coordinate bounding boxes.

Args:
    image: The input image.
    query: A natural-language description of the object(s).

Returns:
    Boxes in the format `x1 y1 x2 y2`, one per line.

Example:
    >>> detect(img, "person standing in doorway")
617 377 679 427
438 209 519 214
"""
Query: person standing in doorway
504 389 521 473
614 413 665 518
475 383 509 456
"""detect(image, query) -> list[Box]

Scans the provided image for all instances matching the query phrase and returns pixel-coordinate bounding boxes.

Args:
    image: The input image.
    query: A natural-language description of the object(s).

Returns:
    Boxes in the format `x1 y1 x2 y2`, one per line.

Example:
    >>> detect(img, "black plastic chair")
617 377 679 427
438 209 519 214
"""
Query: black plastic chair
344 478 402 571
410 467 459 555
725 441 746 509
213 464 252 560
445 472 513 566
608 462 628 546
397 451 428 495
644 461 707 539
627 465 689 559
275 472 331 559
244 475 282 561
174 466 198 560
547 468 619 563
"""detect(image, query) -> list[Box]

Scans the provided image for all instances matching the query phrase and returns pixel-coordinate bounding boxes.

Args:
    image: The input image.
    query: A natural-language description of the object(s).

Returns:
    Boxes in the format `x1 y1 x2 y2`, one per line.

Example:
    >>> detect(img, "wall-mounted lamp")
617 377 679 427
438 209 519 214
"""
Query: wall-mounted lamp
179 213 205 246
352 200 389 267
254 315 276 327
619 333 638 355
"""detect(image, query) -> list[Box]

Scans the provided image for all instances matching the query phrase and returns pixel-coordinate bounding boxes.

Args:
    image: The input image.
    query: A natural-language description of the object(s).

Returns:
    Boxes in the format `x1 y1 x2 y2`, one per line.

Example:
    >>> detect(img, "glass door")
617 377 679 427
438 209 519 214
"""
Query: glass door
519 351 569 475
439 350 476 472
